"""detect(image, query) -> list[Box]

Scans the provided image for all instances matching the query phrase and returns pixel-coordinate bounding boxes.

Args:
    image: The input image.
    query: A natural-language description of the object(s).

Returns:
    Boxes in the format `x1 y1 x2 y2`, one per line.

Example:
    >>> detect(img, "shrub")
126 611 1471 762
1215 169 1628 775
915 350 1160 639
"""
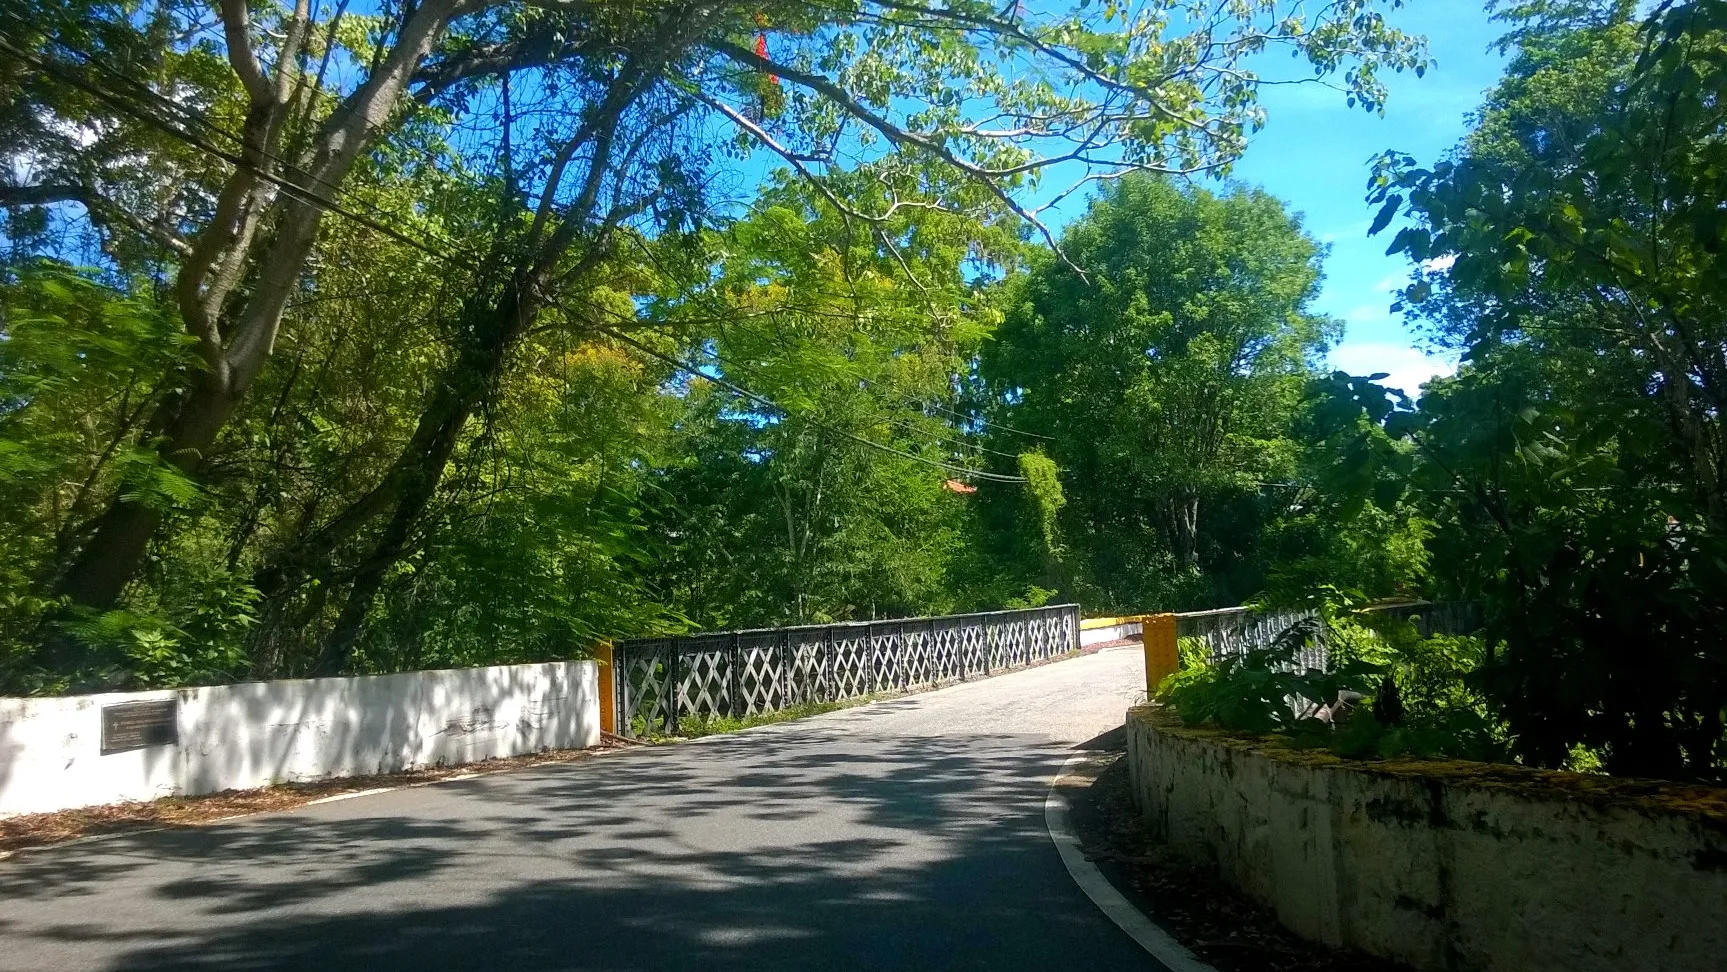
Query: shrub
1158 610 1505 761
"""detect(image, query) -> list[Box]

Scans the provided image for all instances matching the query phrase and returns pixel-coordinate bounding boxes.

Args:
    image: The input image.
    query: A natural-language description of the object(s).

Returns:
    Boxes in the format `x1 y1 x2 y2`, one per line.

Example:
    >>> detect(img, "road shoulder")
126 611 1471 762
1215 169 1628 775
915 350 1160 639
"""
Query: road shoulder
1050 733 1414 972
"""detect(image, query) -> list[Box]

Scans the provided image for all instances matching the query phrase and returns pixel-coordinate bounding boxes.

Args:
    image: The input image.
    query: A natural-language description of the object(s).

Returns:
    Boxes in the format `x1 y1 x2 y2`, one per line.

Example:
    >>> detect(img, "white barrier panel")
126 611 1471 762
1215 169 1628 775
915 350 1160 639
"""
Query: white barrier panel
1080 620 1142 647
0 660 599 818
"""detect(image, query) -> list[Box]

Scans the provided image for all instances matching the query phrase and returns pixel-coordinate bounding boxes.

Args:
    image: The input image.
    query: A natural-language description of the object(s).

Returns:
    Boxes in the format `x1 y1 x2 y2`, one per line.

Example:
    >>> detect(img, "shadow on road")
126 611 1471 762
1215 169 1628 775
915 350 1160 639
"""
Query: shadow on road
0 722 1160 972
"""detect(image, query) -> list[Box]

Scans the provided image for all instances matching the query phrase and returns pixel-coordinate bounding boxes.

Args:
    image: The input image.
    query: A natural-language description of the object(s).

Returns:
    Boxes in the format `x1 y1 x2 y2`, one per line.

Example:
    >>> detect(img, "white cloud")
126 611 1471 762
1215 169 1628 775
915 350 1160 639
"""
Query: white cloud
1373 272 1407 293
1325 341 1457 397
1318 219 1372 245
1421 254 1457 273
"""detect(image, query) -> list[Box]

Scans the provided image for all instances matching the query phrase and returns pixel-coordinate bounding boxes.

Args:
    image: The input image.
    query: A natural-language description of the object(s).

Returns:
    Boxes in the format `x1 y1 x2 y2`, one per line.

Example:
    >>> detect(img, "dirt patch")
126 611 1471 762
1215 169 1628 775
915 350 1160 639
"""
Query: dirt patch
0 734 638 856
1067 750 1412 972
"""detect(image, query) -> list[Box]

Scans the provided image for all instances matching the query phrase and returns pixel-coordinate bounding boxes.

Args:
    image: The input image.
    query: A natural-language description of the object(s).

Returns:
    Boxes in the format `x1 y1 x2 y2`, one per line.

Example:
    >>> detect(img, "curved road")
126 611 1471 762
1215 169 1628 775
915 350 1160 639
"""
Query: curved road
0 644 1159 972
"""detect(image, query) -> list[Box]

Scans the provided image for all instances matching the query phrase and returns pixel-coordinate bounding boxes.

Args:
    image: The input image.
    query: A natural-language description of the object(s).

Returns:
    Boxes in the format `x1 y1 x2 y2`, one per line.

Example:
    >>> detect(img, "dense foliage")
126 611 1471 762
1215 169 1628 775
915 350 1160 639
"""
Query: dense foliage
1 0 1720 783
0 0 1424 692
1311 0 1727 781
1158 610 1503 763
979 178 1337 610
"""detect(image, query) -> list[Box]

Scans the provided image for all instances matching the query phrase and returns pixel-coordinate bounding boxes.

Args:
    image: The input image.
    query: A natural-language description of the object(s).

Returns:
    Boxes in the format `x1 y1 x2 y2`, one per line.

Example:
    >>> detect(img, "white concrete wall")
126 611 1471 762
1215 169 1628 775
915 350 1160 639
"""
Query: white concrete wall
1080 620 1142 647
0 660 599 818
1125 708 1727 972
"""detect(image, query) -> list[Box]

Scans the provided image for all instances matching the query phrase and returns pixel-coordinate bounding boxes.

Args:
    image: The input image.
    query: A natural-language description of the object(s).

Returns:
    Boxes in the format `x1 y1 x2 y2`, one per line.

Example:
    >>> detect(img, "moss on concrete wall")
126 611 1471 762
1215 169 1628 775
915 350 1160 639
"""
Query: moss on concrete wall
1126 706 1727 972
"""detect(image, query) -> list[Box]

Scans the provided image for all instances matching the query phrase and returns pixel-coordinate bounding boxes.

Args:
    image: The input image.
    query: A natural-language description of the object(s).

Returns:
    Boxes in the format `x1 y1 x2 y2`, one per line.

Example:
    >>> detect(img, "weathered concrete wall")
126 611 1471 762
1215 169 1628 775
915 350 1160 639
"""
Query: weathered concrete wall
1125 707 1727 972
0 660 599 818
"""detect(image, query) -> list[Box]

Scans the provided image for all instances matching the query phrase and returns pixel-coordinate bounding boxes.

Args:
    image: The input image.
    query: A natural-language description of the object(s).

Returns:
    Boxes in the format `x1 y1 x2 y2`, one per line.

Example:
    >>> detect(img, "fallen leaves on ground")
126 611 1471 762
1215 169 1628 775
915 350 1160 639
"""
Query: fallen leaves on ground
1071 753 1413 972
0 735 637 855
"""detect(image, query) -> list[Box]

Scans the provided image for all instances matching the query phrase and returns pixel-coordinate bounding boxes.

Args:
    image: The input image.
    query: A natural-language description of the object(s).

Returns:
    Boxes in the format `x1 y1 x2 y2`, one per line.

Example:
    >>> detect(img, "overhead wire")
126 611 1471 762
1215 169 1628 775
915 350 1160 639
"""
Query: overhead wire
5 25 1025 485
621 220 1054 444
597 326 1029 482
677 337 1029 462
572 296 1028 471
0 30 479 263
6 12 464 253
722 319 1054 442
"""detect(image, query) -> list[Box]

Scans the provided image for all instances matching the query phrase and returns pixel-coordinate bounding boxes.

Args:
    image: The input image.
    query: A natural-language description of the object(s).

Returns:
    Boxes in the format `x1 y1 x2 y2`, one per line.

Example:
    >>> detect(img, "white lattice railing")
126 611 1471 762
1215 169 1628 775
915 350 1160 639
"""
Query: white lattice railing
611 604 1081 737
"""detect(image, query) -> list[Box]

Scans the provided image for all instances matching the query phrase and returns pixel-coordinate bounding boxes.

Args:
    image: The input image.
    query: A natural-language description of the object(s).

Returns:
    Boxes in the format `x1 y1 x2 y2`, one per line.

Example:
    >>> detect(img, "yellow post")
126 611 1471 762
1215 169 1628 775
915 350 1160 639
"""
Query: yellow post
595 640 616 736
1141 613 1178 699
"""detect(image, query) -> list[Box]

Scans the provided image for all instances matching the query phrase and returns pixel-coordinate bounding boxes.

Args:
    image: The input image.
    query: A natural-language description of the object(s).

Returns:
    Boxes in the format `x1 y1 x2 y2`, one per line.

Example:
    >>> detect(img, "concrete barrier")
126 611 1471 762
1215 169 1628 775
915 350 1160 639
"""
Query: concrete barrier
0 660 599 818
1125 706 1727 972
1081 615 1143 647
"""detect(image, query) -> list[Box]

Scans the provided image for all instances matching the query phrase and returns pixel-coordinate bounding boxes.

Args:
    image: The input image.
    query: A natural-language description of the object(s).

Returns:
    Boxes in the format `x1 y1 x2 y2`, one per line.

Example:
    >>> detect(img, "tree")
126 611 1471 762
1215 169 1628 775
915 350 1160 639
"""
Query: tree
2 0 486 622
1323 0 1727 780
1 0 1424 683
981 175 1334 609
641 178 1004 626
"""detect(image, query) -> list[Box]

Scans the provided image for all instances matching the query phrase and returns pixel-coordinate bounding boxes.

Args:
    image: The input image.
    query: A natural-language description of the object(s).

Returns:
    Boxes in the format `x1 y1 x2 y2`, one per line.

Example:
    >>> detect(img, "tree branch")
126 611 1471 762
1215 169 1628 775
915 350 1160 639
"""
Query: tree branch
0 183 193 257
218 0 271 101
708 39 1074 270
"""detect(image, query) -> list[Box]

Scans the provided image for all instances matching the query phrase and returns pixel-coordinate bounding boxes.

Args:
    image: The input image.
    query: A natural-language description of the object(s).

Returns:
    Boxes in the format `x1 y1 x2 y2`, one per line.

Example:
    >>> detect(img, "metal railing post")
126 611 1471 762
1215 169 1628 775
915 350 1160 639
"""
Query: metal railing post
615 642 633 738
1141 613 1178 699
867 623 880 694
896 621 906 690
596 640 616 737
985 619 994 676
729 632 743 719
821 626 833 702
666 644 680 736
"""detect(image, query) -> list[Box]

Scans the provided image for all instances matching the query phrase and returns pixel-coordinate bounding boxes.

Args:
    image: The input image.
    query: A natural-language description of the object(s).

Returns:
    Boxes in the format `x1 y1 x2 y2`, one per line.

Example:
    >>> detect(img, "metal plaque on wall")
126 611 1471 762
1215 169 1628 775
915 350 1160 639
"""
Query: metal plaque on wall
100 699 179 754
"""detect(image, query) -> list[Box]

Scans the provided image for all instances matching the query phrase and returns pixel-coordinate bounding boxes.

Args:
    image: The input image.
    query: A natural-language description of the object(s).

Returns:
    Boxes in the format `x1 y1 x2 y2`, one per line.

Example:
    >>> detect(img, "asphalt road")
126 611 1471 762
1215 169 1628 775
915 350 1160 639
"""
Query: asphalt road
0 644 1160 972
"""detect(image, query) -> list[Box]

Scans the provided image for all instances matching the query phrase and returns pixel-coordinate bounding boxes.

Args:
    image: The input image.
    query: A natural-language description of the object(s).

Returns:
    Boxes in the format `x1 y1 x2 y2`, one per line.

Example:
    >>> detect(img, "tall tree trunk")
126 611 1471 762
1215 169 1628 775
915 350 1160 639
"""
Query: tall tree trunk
43 0 460 632
1168 491 1200 569
250 20 694 674
34 373 244 680
52 374 240 611
309 278 534 674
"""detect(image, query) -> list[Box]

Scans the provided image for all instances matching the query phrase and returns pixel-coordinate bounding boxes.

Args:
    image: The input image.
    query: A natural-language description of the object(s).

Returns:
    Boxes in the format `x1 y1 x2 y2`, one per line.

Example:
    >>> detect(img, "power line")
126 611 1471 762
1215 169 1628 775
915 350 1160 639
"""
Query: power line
719 326 1052 444
575 299 1028 477
608 172 1054 445
8 26 1025 485
655 279 1053 443
599 326 1028 483
0 30 478 263
909 395 1054 442
680 338 1028 462
5 13 461 251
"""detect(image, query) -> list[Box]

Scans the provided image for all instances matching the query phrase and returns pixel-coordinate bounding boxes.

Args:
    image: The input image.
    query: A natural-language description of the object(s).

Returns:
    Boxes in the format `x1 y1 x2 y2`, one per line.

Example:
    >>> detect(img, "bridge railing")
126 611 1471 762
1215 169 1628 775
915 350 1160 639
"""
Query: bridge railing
610 604 1081 737
1173 600 1482 671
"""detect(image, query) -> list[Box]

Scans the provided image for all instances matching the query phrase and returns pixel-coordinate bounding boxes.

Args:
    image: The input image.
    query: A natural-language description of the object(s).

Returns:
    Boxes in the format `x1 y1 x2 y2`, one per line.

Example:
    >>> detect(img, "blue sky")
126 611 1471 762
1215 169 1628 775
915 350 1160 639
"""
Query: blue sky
968 2 1509 396
703 2 1511 402
1228 3 1508 394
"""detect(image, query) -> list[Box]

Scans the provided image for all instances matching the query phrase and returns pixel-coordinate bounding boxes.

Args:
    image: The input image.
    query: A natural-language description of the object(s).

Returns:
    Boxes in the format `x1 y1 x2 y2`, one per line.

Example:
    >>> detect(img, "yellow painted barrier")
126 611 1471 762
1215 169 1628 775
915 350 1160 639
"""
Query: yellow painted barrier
595 641 615 736
1140 613 1178 698
1079 614 1143 630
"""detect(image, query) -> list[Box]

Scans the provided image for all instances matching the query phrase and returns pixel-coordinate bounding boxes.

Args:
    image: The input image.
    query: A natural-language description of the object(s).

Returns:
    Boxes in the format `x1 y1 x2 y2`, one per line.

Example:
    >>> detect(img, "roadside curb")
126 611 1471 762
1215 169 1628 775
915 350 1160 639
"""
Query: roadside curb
1045 750 1217 972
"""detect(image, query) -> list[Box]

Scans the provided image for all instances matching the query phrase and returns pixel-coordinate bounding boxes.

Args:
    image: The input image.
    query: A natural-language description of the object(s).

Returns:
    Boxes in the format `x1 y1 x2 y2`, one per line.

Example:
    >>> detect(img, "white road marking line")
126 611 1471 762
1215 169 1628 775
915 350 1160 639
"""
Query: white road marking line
301 787 398 807
1045 751 1217 972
